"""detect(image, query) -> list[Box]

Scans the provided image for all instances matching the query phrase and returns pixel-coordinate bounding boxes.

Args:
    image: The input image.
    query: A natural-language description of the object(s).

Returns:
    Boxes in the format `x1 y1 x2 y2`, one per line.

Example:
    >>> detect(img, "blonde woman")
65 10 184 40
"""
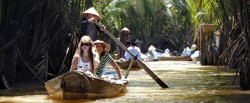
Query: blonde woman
70 36 100 77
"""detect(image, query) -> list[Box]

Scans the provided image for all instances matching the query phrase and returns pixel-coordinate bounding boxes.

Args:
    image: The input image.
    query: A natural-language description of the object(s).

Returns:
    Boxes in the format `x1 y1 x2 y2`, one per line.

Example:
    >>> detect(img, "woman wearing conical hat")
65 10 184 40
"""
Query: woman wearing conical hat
93 40 122 80
80 7 104 41
119 27 131 58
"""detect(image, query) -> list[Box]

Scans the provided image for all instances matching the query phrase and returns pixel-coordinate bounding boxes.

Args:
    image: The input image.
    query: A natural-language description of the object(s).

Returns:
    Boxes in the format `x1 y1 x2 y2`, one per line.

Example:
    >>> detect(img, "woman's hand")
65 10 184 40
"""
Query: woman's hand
77 68 86 73
84 71 94 77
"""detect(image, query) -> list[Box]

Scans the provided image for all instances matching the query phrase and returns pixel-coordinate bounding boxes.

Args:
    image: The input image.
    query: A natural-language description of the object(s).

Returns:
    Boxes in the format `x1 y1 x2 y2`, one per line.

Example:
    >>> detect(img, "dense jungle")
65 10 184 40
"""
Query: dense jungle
1 0 250 90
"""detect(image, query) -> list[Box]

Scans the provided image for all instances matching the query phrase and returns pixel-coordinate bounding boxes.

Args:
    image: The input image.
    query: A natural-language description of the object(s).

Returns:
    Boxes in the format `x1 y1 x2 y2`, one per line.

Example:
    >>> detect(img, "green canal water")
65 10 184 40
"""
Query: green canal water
0 61 250 103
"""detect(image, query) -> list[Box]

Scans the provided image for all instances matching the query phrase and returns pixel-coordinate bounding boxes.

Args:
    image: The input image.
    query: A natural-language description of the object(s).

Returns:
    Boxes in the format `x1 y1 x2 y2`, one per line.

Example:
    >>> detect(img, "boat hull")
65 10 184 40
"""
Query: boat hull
158 56 192 61
45 71 128 99
116 60 141 70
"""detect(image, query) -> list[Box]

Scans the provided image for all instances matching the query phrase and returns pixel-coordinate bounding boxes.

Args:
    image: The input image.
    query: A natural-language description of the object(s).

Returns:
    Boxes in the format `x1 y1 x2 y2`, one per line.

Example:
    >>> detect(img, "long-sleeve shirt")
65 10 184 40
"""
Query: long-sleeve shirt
95 54 112 77
124 46 142 61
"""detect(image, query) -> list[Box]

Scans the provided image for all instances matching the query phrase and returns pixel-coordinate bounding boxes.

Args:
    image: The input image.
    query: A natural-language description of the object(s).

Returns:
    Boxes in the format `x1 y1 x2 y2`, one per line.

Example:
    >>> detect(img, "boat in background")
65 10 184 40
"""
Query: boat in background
116 60 141 70
158 56 192 61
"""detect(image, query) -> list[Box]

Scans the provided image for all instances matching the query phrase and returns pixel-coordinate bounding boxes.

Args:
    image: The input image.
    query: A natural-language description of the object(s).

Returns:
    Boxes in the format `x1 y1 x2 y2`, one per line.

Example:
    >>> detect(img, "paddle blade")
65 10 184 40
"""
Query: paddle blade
136 60 169 88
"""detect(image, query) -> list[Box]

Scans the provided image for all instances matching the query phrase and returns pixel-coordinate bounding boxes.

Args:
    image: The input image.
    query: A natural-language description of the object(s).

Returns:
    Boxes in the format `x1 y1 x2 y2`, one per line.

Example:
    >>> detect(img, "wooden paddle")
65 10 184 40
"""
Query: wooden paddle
156 47 165 53
94 21 169 88
124 58 134 79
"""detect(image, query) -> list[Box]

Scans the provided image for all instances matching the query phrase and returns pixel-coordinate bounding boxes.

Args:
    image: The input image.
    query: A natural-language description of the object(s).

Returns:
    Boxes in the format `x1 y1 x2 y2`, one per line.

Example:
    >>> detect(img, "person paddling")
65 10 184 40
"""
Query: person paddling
80 7 104 41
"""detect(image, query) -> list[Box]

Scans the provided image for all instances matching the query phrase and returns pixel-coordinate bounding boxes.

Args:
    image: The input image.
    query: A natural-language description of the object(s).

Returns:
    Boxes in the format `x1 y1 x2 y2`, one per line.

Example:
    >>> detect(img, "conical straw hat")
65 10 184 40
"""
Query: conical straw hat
148 45 156 51
94 40 110 53
82 7 101 19
191 44 197 51
121 27 130 32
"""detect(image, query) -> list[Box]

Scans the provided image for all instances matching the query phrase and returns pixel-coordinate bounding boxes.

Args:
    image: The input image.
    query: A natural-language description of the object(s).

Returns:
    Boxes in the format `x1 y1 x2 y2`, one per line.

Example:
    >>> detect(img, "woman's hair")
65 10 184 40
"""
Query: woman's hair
125 41 131 47
131 42 136 46
100 43 110 57
76 36 99 72
78 36 94 54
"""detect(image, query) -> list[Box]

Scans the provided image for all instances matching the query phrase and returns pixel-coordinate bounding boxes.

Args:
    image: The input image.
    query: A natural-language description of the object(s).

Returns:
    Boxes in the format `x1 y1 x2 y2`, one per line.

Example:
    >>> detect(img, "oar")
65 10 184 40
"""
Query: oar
58 34 73 75
124 58 134 79
94 21 169 88
156 47 165 53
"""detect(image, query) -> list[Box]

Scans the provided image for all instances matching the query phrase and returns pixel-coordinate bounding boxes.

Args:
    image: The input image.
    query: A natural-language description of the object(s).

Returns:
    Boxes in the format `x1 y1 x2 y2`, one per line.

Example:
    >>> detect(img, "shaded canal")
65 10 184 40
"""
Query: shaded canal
1 61 250 102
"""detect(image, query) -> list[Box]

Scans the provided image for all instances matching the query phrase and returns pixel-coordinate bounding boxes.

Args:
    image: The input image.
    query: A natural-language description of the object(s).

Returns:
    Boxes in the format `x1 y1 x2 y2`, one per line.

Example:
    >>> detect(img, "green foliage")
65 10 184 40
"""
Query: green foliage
185 0 222 27
82 0 217 52
88 0 222 52
0 0 84 83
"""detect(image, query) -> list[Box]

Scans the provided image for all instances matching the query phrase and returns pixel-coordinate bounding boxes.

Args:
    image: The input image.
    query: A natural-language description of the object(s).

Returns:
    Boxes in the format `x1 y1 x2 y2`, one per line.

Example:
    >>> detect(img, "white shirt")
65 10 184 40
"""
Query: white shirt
77 57 91 72
124 46 142 61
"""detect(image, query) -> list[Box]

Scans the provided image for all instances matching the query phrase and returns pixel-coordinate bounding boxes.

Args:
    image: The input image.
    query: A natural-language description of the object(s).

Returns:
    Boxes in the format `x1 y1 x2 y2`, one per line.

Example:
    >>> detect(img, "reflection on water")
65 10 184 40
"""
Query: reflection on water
1 61 250 102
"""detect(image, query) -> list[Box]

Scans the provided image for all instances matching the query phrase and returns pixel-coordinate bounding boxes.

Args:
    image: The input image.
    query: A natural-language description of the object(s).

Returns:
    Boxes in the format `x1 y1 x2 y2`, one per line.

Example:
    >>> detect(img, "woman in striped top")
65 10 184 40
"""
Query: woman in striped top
94 40 122 79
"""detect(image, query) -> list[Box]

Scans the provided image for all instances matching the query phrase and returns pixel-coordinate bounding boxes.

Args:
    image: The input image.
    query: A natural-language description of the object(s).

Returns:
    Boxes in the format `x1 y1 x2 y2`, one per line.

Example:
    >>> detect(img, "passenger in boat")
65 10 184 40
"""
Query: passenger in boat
181 44 197 56
94 40 122 79
125 41 131 48
181 47 191 56
124 42 142 61
118 41 131 62
119 27 131 59
161 48 171 57
190 44 197 55
80 7 104 41
135 38 144 53
70 36 100 77
190 44 200 63
148 45 158 60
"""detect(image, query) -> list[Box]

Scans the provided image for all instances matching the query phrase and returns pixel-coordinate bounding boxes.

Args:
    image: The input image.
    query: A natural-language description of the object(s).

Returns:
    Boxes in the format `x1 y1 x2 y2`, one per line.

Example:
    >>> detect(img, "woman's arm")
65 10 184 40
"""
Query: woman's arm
80 17 89 36
109 59 122 79
70 57 78 71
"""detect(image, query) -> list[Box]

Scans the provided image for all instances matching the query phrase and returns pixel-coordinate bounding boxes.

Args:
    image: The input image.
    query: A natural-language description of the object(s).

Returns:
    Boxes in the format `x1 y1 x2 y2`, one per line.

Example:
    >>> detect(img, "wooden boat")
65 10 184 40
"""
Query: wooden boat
158 56 192 61
116 60 141 70
45 71 128 100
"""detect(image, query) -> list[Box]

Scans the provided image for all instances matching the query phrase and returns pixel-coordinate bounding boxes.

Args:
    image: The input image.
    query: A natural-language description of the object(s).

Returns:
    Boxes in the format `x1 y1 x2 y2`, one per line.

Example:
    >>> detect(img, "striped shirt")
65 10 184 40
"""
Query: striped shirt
95 54 112 77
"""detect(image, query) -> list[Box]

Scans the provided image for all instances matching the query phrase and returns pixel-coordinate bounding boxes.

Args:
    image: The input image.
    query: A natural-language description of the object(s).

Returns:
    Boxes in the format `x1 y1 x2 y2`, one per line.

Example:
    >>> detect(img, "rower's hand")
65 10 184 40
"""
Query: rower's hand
88 18 96 23
100 25 105 31
134 55 138 60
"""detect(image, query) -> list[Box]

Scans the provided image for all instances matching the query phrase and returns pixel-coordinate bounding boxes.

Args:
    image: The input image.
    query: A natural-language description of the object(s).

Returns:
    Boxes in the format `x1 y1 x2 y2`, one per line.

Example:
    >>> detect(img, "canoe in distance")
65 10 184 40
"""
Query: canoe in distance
158 56 192 61
116 60 141 70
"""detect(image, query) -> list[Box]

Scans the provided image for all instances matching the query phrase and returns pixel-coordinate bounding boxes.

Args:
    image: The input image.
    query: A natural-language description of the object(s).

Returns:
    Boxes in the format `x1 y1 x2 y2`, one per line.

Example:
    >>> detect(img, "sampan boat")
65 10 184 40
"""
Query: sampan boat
45 71 128 99
158 56 192 61
116 60 141 70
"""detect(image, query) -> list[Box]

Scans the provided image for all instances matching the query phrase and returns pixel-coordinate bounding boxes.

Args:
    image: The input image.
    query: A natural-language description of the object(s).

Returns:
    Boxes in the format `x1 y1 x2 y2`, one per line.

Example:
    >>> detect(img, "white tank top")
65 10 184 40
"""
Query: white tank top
77 57 91 72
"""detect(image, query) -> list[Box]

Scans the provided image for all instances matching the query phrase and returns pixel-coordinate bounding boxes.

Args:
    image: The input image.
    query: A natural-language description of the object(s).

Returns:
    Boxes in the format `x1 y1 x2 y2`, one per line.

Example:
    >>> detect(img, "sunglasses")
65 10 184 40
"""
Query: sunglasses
81 43 90 46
